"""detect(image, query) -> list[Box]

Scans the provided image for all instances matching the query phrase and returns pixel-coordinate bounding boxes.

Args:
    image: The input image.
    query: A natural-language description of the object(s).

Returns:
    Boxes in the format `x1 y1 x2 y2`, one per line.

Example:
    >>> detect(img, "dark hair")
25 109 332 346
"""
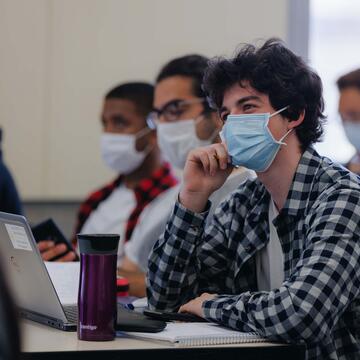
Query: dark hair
337 69 360 91
203 38 326 152
156 55 212 112
105 82 154 117
0 261 20 360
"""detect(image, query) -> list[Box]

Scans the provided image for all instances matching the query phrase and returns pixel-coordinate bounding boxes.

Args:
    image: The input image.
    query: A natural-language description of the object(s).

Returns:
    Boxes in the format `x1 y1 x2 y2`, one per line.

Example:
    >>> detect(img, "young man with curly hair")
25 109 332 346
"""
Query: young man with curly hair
147 39 360 359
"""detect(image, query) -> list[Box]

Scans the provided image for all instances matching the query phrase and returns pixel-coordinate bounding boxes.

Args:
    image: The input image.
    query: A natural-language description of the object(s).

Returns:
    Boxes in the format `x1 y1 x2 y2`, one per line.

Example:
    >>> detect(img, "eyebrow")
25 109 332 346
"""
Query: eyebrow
219 95 261 113
101 114 128 124
153 98 184 112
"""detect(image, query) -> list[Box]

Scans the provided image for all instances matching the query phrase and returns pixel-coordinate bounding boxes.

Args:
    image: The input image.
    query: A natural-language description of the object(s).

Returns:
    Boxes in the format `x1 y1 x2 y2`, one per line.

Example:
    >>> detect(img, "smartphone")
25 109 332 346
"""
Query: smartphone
143 309 208 323
31 218 76 260
117 306 166 333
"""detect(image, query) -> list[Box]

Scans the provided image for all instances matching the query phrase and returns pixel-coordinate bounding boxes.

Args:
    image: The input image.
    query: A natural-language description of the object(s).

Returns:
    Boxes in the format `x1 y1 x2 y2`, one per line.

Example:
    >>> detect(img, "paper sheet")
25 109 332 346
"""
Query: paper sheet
5 223 32 251
123 322 264 345
45 261 80 305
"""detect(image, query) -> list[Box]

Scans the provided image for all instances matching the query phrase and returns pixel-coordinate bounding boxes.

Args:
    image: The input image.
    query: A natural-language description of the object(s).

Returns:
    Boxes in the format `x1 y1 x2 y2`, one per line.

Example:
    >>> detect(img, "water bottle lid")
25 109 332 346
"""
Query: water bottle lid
77 233 120 254
116 277 130 297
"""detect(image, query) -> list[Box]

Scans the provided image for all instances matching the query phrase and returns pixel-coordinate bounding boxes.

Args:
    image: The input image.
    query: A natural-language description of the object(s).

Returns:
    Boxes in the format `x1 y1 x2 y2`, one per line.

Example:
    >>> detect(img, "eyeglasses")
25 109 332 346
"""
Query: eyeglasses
146 98 205 129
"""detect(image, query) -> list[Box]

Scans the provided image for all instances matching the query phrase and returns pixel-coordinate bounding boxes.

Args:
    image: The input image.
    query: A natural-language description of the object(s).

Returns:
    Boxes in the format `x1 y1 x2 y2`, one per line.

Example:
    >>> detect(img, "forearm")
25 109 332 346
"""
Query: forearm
203 288 303 341
117 269 146 298
147 201 210 311
203 238 360 344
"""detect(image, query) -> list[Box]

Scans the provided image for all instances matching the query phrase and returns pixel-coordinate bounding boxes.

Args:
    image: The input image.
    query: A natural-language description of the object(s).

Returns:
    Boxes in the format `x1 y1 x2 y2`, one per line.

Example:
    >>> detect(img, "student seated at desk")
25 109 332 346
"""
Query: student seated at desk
120 55 254 295
38 83 178 287
147 39 360 359
0 260 20 360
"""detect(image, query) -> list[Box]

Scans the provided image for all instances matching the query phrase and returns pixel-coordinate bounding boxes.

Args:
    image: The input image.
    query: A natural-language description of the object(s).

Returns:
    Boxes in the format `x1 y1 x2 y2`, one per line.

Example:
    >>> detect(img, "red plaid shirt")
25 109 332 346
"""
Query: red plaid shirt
72 163 178 245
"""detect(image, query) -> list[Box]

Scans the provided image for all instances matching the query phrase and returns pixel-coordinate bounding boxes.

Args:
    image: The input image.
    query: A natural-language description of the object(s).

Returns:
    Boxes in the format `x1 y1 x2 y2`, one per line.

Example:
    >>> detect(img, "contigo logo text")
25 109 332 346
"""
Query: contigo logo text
80 324 98 331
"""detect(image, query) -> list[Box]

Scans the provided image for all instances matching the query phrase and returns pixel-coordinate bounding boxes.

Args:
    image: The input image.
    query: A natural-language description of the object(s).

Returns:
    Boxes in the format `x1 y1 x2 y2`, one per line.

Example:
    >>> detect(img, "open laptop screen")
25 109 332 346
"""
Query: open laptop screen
0 212 68 325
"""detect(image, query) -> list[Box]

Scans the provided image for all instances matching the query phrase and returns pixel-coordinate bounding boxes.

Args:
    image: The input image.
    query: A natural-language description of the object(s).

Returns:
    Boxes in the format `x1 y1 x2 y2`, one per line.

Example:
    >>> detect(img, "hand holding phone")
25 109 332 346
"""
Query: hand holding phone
32 218 77 261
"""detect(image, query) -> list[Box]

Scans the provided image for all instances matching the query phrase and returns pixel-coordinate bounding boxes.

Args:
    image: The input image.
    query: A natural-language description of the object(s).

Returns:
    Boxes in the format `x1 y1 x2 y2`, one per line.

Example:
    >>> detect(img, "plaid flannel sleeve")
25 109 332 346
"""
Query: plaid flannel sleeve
147 198 234 311
202 188 360 344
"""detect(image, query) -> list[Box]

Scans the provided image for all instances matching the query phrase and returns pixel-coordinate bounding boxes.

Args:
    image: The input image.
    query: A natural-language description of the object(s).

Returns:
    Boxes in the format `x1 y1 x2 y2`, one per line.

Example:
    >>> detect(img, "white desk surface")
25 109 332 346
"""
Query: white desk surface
21 319 285 353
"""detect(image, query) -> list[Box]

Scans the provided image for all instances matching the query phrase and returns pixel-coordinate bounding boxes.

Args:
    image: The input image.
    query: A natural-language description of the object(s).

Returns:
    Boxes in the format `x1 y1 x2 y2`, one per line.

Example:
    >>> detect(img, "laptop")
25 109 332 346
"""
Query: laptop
0 211 77 331
0 211 167 334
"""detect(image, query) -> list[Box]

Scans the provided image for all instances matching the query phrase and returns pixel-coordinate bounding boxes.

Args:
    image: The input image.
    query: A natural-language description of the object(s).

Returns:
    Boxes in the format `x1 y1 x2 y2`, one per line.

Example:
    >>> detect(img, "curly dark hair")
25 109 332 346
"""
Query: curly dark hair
203 38 326 152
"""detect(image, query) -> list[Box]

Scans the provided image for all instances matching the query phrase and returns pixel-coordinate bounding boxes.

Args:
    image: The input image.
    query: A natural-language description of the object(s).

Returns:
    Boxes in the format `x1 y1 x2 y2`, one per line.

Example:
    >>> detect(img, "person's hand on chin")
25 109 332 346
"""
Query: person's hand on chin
180 143 232 213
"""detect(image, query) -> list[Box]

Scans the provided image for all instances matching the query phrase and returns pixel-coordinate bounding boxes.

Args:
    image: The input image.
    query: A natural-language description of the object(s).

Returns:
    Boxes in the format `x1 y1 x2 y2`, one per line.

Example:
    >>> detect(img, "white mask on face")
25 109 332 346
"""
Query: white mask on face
100 127 151 174
157 118 217 169
343 121 360 152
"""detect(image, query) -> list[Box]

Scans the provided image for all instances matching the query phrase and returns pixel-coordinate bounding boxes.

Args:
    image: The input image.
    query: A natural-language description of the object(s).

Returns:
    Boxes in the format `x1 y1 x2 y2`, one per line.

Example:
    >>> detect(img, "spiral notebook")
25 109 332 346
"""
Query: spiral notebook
122 322 266 346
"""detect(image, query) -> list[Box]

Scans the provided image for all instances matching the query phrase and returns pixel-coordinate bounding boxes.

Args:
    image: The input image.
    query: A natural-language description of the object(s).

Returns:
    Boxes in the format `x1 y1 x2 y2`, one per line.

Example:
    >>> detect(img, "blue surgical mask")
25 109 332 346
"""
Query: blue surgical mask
221 106 290 172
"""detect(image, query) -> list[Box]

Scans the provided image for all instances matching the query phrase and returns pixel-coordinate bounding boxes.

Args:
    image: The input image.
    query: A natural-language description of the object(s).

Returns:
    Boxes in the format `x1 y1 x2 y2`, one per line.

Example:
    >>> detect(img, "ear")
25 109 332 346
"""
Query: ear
209 111 223 129
147 129 158 146
287 109 305 130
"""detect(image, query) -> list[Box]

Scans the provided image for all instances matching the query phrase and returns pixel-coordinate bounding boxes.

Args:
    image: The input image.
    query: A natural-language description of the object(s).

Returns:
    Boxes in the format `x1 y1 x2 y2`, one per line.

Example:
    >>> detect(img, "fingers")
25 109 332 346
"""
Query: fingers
57 251 77 262
197 150 211 174
179 292 217 314
178 302 192 314
213 145 228 170
38 240 55 252
39 242 68 261
195 144 230 176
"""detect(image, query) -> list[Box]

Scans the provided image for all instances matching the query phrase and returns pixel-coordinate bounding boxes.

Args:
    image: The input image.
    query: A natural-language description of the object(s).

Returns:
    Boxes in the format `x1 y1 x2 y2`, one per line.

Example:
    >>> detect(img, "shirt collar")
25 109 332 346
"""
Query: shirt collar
248 147 323 227
131 162 178 204
280 147 321 219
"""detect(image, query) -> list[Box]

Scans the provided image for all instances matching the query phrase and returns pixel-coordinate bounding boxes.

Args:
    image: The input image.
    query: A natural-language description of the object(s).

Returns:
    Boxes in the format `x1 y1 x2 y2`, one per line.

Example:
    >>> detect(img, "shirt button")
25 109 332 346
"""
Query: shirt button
190 225 199 232
245 246 252 252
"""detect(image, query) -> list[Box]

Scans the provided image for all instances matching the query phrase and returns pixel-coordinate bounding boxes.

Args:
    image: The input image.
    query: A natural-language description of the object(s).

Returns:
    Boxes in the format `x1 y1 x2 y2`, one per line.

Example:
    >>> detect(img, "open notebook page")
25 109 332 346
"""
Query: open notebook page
122 322 265 346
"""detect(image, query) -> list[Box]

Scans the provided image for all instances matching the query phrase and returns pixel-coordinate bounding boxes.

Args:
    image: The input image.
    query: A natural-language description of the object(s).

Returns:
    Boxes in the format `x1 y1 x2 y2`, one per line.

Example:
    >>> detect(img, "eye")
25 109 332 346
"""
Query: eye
220 112 229 123
167 106 182 116
243 103 256 112
110 116 129 130
163 102 185 120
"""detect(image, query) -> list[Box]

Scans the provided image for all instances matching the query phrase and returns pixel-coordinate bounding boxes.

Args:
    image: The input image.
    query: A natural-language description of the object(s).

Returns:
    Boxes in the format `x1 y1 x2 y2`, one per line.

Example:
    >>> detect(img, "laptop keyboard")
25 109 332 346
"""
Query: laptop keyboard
64 305 78 323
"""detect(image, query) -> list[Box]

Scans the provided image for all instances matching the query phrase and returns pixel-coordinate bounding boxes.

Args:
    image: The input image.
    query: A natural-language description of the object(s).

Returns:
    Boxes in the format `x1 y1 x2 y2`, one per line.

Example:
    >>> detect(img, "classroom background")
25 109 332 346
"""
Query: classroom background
0 0 359 236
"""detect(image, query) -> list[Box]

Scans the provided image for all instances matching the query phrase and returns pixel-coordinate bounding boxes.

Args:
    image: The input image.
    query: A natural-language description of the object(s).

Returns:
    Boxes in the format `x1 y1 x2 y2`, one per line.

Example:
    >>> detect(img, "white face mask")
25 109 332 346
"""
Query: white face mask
100 128 151 174
343 121 360 152
157 118 217 169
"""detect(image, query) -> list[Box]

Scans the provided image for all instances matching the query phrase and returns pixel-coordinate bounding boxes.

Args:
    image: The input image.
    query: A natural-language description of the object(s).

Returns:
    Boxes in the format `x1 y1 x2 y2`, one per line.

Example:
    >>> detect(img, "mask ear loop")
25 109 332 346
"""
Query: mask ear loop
134 126 154 155
269 106 289 118
277 128 293 145
135 126 152 139
269 106 291 145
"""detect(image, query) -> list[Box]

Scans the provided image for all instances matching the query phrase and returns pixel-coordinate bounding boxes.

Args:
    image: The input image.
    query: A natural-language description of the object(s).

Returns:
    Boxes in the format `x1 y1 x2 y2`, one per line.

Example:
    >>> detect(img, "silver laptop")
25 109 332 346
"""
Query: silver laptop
0 211 77 331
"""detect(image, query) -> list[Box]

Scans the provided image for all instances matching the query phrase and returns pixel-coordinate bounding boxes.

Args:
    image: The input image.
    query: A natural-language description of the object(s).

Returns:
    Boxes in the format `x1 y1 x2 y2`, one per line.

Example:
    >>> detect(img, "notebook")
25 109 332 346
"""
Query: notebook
123 322 266 346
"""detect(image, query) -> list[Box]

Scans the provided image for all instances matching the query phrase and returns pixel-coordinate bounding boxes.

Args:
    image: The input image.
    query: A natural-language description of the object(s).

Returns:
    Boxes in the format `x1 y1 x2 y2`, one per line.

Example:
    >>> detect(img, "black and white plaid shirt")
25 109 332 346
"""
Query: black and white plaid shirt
147 147 360 360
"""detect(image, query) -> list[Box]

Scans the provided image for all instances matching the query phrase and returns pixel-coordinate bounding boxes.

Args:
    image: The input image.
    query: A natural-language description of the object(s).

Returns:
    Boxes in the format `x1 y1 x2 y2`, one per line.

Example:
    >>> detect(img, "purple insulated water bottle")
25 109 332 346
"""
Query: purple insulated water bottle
77 234 119 341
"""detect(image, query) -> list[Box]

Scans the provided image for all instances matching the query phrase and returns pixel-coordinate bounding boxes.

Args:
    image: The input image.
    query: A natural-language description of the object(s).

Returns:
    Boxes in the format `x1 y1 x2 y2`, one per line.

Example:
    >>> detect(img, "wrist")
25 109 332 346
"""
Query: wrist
179 188 211 213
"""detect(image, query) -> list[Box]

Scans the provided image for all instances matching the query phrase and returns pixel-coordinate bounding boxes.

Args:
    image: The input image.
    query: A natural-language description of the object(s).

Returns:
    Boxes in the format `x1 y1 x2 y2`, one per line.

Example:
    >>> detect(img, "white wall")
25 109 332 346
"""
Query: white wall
0 0 288 200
